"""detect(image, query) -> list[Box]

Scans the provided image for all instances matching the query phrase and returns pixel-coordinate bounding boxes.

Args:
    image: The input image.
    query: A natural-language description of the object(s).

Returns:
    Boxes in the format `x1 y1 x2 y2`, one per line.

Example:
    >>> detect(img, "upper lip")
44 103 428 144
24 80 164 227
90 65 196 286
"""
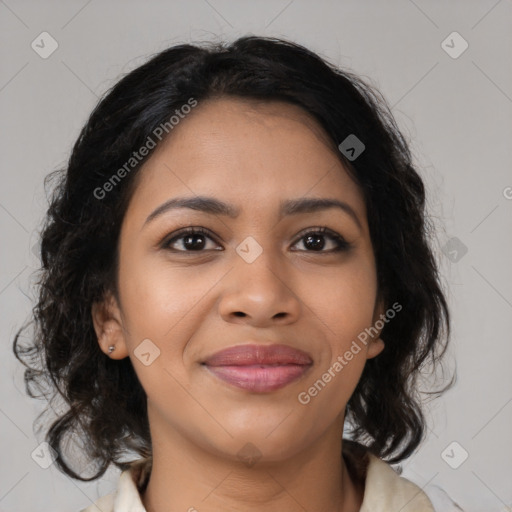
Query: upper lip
202 344 313 366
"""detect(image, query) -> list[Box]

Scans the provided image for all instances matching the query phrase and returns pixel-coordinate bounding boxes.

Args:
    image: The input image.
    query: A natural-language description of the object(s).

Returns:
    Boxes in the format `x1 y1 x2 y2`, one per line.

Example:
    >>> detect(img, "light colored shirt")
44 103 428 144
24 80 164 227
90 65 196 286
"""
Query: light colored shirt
79 452 438 512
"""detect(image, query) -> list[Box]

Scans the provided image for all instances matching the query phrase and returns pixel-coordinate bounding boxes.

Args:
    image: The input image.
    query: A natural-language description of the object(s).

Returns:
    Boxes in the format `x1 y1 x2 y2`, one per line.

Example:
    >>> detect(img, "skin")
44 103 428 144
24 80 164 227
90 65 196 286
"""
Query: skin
92 97 386 512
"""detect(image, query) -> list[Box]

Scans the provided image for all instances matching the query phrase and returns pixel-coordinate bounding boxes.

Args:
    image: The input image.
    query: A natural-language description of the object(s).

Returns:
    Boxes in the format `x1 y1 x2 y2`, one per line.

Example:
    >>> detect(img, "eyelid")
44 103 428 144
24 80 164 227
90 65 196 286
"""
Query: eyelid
292 225 343 242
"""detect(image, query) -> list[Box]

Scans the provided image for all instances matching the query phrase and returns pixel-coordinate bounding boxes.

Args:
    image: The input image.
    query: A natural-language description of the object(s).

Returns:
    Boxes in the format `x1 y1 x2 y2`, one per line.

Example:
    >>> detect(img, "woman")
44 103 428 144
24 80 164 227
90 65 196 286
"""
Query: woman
13 36 457 511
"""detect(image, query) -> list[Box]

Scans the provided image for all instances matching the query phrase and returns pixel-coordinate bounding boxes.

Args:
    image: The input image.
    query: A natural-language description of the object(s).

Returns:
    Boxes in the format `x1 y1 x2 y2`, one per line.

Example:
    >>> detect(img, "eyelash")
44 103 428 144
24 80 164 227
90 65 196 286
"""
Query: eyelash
161 226 352 254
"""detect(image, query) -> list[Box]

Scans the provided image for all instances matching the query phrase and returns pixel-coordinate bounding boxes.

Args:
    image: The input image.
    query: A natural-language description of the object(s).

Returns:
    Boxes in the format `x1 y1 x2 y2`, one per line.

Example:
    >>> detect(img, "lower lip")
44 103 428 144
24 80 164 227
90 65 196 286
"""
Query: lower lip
204 364 311 392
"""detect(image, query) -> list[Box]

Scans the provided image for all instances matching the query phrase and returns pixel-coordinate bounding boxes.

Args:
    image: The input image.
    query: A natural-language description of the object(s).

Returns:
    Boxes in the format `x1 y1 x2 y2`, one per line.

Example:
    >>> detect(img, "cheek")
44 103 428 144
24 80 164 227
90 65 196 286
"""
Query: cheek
119 252 217 341
308 259 378 339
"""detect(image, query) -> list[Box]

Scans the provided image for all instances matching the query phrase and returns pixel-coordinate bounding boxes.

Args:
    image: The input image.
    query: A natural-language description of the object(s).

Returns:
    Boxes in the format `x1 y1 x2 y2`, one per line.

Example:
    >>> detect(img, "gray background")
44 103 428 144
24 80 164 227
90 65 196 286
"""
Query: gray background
1 1 511 511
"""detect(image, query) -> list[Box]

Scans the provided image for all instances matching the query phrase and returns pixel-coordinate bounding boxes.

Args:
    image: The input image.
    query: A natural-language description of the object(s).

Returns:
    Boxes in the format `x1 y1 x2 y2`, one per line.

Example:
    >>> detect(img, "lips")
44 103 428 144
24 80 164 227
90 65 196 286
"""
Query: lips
202 344 313 392
203 344 313 366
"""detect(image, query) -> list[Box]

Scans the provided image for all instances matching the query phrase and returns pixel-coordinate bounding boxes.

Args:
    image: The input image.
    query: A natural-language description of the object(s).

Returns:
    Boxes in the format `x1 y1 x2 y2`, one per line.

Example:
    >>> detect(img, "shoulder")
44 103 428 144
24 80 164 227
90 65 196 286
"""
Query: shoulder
343 441 435 512
79 491 115 512
361 453 435 511
78 457 152 512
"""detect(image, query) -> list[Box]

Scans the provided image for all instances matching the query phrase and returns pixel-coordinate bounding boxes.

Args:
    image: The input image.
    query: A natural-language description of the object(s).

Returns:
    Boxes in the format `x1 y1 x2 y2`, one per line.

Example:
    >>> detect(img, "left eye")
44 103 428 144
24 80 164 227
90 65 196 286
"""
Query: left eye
291 227 350 253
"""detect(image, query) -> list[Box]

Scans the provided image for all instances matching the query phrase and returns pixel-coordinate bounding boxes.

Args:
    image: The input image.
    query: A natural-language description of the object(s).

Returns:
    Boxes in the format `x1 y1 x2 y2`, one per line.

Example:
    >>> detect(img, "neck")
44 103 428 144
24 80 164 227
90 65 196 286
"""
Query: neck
140 420 364 512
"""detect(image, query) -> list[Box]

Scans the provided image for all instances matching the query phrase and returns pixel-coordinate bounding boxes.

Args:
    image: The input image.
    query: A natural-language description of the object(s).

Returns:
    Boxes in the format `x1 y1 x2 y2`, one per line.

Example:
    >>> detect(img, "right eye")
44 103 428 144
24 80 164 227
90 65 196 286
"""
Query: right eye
161 227 223 252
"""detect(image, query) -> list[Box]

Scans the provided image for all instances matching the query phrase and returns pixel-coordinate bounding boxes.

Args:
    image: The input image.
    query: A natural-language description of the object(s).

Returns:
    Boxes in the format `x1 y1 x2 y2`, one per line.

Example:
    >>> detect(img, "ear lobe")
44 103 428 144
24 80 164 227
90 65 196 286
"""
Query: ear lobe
366 337 385 359
91 292 129 359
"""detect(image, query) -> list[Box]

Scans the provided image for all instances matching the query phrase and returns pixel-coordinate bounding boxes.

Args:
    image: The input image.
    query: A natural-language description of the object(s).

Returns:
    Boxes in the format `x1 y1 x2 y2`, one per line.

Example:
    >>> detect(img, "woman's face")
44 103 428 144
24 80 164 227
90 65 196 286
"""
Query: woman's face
93 97 385 462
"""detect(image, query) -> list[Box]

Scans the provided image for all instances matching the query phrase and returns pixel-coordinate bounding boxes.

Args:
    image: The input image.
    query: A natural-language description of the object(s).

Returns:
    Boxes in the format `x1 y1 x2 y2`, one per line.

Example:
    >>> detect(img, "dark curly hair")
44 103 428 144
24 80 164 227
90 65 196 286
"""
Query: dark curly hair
13 35 454 482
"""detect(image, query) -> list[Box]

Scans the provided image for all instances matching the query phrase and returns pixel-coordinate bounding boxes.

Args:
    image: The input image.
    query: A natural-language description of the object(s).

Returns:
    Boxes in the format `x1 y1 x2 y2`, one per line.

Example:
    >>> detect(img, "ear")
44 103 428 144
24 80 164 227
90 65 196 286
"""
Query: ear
366 295 386 360
91 291 129 359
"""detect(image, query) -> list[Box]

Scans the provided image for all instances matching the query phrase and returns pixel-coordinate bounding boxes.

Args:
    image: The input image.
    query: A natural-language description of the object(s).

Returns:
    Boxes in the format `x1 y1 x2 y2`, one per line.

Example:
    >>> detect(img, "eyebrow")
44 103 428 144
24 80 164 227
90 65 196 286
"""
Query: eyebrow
143 195 362 230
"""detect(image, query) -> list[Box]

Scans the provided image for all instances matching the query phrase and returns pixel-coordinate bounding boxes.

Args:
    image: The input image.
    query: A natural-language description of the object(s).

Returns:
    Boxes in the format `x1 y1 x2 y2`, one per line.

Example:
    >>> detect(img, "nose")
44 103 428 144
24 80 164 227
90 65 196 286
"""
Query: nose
218 245 302 328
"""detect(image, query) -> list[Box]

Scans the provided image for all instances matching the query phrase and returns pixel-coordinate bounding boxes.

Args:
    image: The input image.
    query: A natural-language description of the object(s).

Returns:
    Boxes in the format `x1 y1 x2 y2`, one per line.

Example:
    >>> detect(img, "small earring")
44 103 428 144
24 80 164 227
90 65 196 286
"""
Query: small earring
108 345 116 354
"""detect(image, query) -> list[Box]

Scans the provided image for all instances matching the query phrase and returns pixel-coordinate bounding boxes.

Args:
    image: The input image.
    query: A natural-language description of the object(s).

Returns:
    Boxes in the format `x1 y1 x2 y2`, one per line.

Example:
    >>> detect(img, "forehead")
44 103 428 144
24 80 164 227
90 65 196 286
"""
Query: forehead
124 97 366 225
156 96 339 166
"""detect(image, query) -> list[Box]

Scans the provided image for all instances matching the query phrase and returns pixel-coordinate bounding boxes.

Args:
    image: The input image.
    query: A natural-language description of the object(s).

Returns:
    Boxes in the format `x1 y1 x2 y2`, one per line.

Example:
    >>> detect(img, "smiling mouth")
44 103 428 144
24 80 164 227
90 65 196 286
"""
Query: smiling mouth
201 343 313 393
203 363 312 392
